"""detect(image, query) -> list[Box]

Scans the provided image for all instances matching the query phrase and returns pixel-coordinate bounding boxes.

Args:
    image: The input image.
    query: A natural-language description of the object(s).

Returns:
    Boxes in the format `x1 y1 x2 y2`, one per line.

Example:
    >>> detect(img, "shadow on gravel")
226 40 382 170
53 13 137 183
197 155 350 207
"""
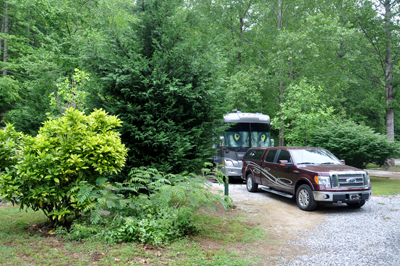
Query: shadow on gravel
244 187 369 213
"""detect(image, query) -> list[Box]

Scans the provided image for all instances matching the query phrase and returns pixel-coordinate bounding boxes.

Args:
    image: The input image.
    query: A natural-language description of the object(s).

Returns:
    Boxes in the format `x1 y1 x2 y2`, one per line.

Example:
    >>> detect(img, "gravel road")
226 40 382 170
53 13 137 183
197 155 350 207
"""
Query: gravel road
211 182 400 266
280 194 400 266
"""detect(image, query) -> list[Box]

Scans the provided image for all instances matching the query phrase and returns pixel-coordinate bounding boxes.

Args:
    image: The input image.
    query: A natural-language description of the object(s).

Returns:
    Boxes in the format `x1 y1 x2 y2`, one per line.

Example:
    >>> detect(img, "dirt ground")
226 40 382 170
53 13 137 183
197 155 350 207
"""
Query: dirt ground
365 169 400 179
207 182 327 265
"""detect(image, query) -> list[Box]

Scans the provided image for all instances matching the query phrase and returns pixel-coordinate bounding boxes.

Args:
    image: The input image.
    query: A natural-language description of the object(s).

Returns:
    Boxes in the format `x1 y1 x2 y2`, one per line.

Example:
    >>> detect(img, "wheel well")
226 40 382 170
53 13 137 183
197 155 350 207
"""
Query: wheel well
295 180 312 193
245 171 252 178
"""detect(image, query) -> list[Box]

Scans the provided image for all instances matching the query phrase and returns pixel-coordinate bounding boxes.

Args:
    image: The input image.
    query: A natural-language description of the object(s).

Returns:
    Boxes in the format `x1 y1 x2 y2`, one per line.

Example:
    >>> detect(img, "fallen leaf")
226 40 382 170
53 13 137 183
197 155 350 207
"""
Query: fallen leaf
115 258 121 262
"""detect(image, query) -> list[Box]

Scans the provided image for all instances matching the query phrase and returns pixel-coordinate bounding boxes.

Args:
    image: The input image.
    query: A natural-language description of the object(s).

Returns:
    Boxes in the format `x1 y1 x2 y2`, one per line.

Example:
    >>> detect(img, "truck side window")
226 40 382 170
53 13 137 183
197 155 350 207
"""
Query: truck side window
244 150 256 159
277 150 291 163
253 150 264 160
244 150 265 160
265 149 277 162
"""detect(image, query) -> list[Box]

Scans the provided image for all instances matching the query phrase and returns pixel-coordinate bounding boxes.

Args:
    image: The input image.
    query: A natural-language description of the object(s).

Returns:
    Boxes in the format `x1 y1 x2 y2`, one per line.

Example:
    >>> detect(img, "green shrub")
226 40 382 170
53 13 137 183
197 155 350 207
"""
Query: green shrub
0 108 128 226
308 120 400 168
0 124 24 173
67 168 232 245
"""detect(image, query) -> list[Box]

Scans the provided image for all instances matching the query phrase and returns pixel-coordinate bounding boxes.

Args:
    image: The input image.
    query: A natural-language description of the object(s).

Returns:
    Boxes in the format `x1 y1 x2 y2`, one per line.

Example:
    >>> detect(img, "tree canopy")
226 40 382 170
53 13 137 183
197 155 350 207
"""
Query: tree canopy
1 0 400 172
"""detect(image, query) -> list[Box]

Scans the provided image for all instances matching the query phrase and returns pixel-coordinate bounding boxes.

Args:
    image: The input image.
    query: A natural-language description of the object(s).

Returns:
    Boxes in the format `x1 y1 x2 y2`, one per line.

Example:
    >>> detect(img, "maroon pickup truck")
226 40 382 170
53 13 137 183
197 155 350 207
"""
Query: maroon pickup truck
242 147 372 211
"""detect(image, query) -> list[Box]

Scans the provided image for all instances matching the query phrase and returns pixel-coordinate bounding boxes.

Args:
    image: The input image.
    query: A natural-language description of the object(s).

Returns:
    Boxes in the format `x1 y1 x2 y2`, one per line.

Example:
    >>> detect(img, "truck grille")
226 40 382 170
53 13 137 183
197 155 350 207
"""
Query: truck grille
330 172 367 188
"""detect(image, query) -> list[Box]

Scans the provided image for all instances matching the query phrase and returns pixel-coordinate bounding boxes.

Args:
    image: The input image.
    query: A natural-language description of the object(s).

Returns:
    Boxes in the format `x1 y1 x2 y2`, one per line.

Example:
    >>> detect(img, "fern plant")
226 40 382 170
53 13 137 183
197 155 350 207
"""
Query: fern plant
69 167 232 245
77 177 135 224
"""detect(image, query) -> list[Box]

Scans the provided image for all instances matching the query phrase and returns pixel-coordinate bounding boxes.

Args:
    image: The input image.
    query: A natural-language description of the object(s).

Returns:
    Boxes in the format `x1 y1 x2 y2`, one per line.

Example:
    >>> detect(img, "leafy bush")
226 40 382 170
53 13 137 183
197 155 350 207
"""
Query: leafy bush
0 124 24 173
0 108 128 225
308 120 400 168
65 168 232 245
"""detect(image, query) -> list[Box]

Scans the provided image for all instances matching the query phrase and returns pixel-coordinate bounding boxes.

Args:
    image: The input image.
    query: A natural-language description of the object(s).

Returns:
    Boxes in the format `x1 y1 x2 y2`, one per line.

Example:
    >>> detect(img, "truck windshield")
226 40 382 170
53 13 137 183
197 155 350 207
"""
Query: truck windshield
291 149 342 165
224 123 270 148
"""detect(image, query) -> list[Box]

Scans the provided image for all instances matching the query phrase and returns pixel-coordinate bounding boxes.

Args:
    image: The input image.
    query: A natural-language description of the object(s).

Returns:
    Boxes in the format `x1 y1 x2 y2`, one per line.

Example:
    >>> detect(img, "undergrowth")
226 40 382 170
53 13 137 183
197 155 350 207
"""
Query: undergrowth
56 166 232 246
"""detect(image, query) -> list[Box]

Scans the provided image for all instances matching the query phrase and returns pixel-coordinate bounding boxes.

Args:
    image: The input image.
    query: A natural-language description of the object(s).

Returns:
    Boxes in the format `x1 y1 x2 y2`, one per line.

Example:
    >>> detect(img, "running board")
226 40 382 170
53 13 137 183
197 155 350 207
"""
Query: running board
260 187 294 199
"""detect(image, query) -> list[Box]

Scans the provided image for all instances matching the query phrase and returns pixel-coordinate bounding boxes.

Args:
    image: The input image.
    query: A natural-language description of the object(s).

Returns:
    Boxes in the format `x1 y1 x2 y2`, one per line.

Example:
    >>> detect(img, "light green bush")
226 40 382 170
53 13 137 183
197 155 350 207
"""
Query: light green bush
0 124 24 173
0 108 128 225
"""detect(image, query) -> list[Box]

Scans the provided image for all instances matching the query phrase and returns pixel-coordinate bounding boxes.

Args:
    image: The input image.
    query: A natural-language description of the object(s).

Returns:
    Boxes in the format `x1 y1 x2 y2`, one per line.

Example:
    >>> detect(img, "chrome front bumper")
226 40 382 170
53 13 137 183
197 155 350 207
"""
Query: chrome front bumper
313 190 372 202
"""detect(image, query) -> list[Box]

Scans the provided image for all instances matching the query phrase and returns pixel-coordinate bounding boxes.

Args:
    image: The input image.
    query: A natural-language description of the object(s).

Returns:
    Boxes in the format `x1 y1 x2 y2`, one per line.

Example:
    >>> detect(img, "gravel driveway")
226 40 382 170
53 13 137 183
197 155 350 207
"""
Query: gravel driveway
281 194 400 266
211 182 400 266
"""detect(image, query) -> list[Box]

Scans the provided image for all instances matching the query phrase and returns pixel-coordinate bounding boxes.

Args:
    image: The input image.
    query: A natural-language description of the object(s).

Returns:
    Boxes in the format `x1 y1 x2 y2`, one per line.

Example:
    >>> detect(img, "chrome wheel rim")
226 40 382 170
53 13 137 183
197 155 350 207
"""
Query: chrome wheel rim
298 189 310 208
247 177 252 190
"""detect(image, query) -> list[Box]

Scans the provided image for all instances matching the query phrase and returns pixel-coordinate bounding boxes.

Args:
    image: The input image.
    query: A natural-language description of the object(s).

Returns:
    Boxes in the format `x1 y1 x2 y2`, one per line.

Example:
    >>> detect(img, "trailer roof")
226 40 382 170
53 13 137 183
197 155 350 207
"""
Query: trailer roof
223 111 270 124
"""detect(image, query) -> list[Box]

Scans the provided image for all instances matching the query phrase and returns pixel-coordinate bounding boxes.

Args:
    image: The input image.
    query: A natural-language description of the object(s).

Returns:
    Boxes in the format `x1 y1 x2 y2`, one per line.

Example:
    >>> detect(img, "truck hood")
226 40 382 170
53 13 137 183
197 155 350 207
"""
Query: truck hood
297 164 365 174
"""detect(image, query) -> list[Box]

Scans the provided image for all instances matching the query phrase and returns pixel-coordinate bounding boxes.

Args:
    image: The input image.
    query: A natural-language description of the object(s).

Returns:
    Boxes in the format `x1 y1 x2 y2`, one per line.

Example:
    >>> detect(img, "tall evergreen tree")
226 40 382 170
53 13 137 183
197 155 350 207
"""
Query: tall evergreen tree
83 0 228 173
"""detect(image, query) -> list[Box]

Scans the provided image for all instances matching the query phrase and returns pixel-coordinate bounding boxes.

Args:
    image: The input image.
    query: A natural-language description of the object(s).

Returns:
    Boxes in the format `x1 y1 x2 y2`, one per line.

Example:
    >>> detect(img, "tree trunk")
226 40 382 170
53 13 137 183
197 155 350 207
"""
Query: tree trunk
0 6 4 69
277 0 284 146
384 0 395 141
3 2 8 77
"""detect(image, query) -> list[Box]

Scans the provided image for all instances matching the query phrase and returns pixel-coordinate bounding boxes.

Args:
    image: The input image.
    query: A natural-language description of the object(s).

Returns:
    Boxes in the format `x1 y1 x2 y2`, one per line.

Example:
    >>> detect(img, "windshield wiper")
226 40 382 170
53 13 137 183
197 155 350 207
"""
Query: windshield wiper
320 162 338 165
297 162 316 165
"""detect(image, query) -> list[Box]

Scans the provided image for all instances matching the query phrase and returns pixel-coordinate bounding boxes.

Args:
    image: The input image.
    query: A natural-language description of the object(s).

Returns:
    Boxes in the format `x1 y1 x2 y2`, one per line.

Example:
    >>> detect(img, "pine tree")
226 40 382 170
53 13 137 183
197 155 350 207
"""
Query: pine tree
84 0 228 173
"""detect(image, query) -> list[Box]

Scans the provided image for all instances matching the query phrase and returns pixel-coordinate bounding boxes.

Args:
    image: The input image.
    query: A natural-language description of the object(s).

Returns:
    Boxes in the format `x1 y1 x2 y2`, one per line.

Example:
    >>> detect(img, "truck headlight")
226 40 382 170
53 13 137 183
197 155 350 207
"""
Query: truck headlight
314 176 331 188
364 173 370 186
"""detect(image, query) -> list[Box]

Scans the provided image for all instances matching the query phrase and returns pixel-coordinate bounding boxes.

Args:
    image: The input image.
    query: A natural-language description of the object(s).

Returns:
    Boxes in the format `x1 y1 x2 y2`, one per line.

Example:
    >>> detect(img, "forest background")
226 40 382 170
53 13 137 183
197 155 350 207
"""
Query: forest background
1 0 400 173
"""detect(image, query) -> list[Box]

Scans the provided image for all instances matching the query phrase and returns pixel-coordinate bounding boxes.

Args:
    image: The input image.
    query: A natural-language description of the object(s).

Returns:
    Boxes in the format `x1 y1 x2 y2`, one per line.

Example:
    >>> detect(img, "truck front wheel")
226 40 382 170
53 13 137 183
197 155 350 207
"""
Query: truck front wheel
246 174 258 192
296 184 318 211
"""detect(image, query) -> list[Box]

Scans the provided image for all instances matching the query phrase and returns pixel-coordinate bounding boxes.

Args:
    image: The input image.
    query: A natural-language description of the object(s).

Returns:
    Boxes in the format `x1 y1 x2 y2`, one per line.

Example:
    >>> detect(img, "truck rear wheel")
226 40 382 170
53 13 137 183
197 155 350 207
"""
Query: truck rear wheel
296 184 318 211
246 174 258 192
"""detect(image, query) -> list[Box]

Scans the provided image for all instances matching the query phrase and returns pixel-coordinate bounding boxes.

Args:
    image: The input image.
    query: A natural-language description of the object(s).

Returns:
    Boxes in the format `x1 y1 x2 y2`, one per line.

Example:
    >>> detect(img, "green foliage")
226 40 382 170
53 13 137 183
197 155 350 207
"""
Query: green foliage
0 124 24 173
4 74 55 135
65 167 232 245
0 108 128 225
273 80 336 145
0 76 21 119
47 68 90 119
83 0 228 173
308 120 400 168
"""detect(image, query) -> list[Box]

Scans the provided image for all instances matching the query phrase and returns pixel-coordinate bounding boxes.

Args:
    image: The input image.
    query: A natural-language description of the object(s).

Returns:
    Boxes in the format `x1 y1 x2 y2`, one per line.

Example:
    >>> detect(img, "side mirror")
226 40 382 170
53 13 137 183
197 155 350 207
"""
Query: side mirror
279 160 292 168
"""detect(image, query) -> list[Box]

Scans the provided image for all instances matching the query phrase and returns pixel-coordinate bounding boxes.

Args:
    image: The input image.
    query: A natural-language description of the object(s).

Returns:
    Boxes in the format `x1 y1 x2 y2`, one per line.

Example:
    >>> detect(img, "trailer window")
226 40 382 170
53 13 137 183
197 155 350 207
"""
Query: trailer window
250 123 271 147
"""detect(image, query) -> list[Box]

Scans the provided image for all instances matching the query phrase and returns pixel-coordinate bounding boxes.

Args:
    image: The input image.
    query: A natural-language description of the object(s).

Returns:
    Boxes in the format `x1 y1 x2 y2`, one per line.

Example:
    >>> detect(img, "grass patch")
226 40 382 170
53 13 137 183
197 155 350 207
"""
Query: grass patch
193 212 267 244
370 177 400 196
0 204 263 265
366 163 383 169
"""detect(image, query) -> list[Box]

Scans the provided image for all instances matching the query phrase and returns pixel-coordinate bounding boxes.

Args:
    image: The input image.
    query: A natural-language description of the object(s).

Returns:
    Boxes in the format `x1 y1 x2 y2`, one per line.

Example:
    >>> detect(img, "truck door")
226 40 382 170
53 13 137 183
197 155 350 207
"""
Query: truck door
261 149 296 193
274 150 296 193
260 149 278 187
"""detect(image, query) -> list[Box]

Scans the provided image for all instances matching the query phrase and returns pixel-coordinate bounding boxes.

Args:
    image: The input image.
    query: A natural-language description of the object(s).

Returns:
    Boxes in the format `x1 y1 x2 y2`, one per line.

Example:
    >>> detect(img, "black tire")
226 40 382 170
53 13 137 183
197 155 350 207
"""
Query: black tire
246 174 258 192
296 184 318 211
346 200 366 209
